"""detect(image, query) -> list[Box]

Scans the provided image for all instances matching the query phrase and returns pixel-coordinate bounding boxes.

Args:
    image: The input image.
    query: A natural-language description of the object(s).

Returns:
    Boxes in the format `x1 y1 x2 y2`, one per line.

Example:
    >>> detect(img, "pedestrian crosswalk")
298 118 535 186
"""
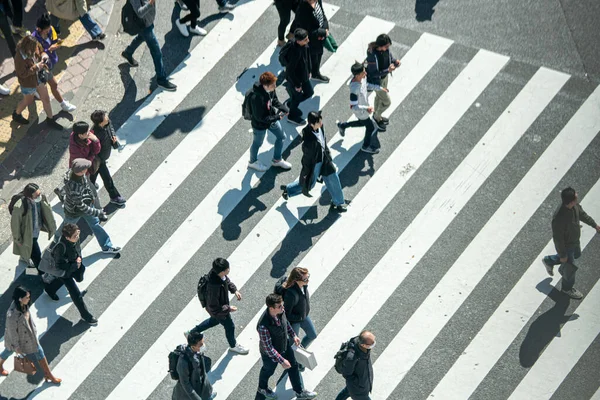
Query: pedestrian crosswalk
1 1 599 399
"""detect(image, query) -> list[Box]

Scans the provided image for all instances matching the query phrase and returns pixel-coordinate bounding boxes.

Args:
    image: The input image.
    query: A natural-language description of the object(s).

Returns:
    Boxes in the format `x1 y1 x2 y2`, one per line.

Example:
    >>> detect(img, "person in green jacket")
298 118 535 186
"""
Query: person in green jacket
9 183 56 271
542 187 600 300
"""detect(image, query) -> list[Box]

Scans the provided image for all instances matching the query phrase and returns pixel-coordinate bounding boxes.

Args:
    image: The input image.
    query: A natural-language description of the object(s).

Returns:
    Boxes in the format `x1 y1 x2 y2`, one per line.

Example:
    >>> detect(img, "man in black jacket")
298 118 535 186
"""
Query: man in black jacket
285 28 314 126
173 331 216 400
190 258 249 355
290 0 330 82
335 330 375 400
248 72 292 173
542 187 600 300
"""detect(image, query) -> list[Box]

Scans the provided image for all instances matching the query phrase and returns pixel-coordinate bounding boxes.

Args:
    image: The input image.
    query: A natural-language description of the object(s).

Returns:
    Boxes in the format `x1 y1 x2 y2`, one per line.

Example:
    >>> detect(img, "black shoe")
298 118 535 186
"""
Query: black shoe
336 120 345 137
288 116 306 126
280 185 288 200
298 363 306 372
330 202 348 212
12 111 29 124
361 146 380 154
45 290 59 302
54 187 64 202
380 116 390 125
46 117 63 130
83 317 98 326
374 119 387 132
94 32 106 41
312 74 330 83
121 51 139 67
157 79 177 91
102 246 122 254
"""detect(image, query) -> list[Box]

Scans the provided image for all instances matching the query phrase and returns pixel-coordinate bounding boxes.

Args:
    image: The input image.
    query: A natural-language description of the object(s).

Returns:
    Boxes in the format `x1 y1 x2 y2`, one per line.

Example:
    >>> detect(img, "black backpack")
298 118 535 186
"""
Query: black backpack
241 87 255 121
7 194 26 216
197 274 210 308
274 275 287 296
278 40 294 67
121 1 144 36
168 345 192 380
333 340 355 375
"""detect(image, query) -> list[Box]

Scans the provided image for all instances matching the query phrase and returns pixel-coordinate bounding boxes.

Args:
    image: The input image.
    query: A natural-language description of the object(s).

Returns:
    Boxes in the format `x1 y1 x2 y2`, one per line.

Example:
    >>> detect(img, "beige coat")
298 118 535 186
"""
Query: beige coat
11 195 56 260
46 0 87 20
4 302 40 354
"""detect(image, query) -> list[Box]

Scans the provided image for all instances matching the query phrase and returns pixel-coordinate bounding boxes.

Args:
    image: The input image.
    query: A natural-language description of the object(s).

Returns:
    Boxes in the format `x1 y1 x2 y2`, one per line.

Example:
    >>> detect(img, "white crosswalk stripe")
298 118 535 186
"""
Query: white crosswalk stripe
1 7 599 400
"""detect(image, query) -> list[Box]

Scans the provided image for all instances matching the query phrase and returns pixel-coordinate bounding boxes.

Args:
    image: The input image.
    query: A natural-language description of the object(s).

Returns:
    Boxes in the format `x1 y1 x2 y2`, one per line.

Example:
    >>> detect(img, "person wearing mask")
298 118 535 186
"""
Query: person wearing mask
542 187 600 299
337 61 385 152
53 158 121 254
366 33 400 129
290 0 329 83
256 293 317 400
44 223 98 325
247 71 291 172
89 110 127 207
188 258 249 355
335 330 376 400
0 286 61 383
281 111 349 212
173 331 216 400
121 0 177 91
274 0 299 47
32 13 76 113
12 35 63 128
284 28 313 126
9 183 56 271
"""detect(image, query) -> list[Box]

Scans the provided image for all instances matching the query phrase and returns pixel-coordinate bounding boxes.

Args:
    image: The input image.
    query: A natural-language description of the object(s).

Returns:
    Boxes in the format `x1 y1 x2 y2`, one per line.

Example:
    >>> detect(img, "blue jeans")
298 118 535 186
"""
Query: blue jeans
335 387 371 400
250 121 285 164
193 314 236 348
124 24 166 80
1 344 45 361
286 162 345 206
544 246 581 291
79 13 103 39
291 316 318 348
54 214 113 250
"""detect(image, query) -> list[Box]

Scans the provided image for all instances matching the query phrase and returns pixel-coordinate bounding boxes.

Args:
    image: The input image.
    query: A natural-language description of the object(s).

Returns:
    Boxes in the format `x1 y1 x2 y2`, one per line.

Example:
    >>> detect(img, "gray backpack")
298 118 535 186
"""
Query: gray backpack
38 241 67 281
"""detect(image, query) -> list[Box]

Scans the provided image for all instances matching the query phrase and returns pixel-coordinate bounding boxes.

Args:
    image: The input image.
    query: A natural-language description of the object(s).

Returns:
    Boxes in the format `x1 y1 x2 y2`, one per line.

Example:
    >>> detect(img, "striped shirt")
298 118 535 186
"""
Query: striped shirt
313 1 325 28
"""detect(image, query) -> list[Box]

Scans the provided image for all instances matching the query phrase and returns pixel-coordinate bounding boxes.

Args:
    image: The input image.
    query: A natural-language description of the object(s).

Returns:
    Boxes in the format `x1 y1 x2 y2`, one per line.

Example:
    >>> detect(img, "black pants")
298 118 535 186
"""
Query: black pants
259 345 303 393
274 0 295 41
340 117 379 149
45 266 94 321
90 160 121 199
310 51 323 77
31 237 42 267
285 80 314 120
6 0 22 27
180 0 200 28
0 9 15 57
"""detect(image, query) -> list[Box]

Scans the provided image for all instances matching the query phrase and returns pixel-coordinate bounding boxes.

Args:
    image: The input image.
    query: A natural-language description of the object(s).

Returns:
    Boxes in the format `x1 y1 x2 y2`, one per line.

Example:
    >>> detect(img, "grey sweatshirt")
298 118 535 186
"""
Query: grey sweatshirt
129 0 155 28
349 78 381 120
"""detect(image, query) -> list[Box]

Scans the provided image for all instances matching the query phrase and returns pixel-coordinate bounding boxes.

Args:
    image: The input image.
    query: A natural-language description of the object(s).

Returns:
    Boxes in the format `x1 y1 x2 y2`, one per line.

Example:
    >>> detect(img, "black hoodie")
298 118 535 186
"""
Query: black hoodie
285 42 312 88
299 124 336 196
250 82 289 130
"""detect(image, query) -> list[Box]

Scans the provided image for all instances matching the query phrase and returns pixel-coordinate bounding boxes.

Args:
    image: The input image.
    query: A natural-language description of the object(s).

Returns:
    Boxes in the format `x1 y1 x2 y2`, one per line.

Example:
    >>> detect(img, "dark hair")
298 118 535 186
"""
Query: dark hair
23 183 40 199
36 13 52 30
62 223 79 238
259 72 277 86
351 61 365 77
561 187 577 205
294 28 308 41
73 121 90 135
90 110 106 125
12 285 30 313
375 33 392 48
8 183 39 215
266 293 283 308
187 330 204 346
212 257 230 273
307 110 322 126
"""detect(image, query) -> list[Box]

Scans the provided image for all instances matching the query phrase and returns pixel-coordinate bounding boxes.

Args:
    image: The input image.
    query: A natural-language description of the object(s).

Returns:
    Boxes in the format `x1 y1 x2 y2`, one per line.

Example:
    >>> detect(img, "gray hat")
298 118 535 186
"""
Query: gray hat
71 158 92 174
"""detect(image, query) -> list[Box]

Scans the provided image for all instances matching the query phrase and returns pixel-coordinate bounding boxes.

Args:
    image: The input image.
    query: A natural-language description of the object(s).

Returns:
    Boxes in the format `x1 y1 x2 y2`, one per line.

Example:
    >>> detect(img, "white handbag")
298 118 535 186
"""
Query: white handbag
292 345 318 370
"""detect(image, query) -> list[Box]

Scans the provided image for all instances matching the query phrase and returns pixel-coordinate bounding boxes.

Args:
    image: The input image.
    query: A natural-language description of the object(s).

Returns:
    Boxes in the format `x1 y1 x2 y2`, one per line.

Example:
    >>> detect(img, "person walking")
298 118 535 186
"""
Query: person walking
247 71 292 172
9 183 56 271
44 224 99 325
366 33 400 130
274 0 299 46
337 62 385 153
53 158 121 254
256 293 317 400
282 111 349 212
541 187 600 300
172 331 216 400
32 14 77 113
174 0 205 37
89 110 127 207
335 330 376 400
121 0 177 91
46 0 106 41
188 258 249 355
11 35 63 128
290 0 329 82
0 0 17 57
0 286 61 383
69 121 100 177
284 28 313 125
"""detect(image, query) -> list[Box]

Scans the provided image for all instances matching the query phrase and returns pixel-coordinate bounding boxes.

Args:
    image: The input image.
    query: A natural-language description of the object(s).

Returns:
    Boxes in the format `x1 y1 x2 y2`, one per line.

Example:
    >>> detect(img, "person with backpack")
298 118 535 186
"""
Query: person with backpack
89 110 127 207
336 61 386 154
171 331 216 400
284 28 313 126
188 258 249 355
281 111 349 212
9 183 56 271
246 71 291 172
335 330 376 400
366 33 400 130
257 293 317 400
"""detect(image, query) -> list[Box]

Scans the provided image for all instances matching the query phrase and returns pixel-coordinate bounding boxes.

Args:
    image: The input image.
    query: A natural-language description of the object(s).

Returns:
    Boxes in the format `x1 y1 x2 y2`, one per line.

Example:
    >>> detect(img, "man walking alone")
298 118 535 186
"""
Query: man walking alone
335 330 375 400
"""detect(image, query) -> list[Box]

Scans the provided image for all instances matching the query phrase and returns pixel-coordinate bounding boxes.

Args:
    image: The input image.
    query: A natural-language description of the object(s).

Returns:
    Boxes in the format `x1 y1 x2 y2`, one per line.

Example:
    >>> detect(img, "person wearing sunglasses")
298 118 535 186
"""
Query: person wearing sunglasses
335 330 376 400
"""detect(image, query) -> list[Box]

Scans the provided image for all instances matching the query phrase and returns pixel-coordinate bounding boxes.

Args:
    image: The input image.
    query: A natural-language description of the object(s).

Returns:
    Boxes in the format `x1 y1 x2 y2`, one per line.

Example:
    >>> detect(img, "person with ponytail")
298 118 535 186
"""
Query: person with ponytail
0 286 61 383
9 183 56 270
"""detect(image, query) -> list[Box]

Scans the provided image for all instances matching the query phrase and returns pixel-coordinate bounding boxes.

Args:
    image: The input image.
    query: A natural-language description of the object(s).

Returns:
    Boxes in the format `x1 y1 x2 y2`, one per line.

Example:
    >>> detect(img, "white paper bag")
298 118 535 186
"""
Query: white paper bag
292 345 318 370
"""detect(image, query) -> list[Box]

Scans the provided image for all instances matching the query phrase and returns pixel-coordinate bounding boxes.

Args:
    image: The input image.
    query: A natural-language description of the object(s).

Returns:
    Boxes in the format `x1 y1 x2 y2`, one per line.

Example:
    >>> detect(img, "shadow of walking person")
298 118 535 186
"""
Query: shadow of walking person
415 0 440 22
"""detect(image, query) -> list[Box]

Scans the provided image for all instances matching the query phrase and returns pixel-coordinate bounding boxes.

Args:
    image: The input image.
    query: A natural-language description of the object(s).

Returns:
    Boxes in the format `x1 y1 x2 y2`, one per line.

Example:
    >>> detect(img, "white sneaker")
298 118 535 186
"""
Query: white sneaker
189 26 207 36
248 161 269 172
175 19 189 37
0 84 9 96
60 100 77 112
271 159 292 170
218 3 235 12
229 344 249 355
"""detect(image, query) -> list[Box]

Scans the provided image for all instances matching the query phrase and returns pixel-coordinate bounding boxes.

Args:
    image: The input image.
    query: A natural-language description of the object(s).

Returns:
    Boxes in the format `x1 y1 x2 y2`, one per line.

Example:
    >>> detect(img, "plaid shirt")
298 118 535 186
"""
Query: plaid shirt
258 313 297 364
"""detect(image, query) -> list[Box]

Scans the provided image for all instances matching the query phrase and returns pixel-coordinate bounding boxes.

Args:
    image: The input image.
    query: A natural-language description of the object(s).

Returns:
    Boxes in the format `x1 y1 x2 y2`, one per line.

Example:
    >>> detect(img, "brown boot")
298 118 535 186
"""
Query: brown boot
38 357 61 384
0 357 8 376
